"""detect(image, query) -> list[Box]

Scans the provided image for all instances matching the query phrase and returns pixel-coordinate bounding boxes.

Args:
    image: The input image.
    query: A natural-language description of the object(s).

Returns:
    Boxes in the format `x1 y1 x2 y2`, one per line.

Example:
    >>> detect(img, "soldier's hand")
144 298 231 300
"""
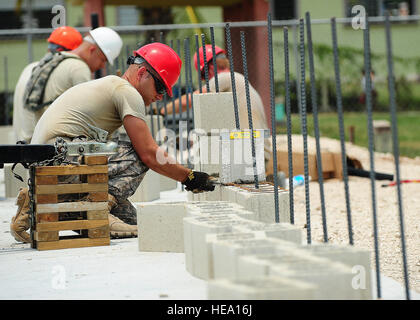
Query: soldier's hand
182 170 215 193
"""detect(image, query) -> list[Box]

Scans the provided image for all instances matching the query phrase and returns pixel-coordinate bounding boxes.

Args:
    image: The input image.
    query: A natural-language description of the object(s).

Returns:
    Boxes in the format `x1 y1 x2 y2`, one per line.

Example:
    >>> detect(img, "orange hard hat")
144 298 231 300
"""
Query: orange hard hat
47 26 83 51
193 44 225 74
133 42 182 97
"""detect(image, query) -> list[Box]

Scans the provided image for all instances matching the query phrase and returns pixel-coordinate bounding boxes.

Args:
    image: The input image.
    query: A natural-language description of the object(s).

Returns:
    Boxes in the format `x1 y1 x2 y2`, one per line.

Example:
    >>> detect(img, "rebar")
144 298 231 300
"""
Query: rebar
363 15 382 299
240 31 259 189
385 13 410 301
299 19 311 244
195 34 203 93
267 13 279 223
201 34 210 92
186 38 195 129
306 12 328 242
225 23 240 129
184 38 191 166
284 27 295 225
331 17 354 246
210 26 219 92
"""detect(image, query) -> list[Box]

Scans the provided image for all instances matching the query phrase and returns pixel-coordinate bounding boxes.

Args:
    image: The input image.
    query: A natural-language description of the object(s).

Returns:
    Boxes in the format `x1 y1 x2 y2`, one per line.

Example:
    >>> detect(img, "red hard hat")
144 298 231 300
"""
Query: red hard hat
47 26 83 51
134 43 182 97
193 44 225 73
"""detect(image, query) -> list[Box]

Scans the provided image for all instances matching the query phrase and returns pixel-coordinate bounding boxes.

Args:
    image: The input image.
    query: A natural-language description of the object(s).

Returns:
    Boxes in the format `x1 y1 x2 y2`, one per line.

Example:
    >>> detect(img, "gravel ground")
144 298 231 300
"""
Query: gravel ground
276 134 420 293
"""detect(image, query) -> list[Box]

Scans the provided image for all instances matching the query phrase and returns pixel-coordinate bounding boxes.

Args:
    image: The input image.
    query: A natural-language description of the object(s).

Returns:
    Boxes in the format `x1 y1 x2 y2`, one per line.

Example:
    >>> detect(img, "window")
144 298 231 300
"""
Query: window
345 0 416 17
117 6 140 26
271 0 296 20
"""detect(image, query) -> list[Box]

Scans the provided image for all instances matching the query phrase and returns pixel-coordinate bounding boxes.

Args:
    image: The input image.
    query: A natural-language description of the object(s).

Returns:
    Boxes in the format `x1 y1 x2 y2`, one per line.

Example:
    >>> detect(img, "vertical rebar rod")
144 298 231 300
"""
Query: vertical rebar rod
306 12 328 242
210 26 219 92
299 19 311 244
267 13 279 223
184 38 191 166
293 24 301 114
363 15 382 300
186 39 195 129
195 34 203 93
385 14 410 300
225 23 240 129
284 27 295 225
201 34 210 92
177 39 184 191
331 17 354 246
240 31 259 189
170 39 177 137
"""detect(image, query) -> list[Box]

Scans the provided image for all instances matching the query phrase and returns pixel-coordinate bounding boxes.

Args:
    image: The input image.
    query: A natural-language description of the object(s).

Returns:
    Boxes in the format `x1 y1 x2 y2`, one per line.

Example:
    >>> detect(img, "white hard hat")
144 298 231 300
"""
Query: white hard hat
89 27 122 66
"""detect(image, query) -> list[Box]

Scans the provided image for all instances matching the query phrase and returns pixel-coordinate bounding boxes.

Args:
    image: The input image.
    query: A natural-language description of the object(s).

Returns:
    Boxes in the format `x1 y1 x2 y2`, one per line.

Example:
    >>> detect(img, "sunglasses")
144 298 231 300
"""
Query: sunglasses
147 70 166 95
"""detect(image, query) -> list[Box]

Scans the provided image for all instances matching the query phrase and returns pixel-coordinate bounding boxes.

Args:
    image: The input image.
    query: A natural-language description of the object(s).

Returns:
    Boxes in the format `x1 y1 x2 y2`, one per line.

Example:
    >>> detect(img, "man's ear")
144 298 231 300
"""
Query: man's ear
137 66 147 80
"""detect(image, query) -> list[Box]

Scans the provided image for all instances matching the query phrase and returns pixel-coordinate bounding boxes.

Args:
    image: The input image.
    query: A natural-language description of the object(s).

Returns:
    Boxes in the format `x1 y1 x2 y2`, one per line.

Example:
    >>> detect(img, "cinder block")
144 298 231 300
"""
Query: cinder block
201 184 223 201
212 237 297 280
233 185 290 223
159 175 177 191
297 243 372 298
233 222 303 244
207 276 317 300
129 169 160 202
220 185 237 202
136 202 187 253
196 134 221 176
4 163 29 198
0 125 17 144
183 214 248 279
192 92 236 133
185 201 257 221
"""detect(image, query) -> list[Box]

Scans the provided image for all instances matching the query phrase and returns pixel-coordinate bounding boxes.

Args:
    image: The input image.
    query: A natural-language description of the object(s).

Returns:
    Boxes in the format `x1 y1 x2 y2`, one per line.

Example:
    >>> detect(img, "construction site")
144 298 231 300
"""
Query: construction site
0 0 419 304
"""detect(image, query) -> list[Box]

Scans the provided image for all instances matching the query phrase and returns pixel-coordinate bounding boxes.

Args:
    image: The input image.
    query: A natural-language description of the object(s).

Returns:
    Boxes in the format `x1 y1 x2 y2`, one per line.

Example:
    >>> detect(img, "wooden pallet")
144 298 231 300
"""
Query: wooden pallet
32 155 110 251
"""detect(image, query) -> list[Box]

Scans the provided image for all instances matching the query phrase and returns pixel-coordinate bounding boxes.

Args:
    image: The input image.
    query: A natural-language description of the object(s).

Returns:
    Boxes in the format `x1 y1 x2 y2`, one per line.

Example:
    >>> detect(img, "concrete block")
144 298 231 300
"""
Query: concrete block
202 231 267 280
129 170 160 202
207 276 317 300
192 92 236 133
297 243 372 298
197 134 221 176
0 125 17 144
159 175 177 191
200 184 223 201
183 214 249 279
185 201 257 221
137 202 187 253
233 222 303 244
4 163 29 198
212 237 297 280
233 185 290 223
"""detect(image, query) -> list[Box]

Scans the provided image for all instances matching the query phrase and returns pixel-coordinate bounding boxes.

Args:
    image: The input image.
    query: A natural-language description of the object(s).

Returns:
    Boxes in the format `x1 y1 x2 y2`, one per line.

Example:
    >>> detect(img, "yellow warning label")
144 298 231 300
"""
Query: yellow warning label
229 131 261 139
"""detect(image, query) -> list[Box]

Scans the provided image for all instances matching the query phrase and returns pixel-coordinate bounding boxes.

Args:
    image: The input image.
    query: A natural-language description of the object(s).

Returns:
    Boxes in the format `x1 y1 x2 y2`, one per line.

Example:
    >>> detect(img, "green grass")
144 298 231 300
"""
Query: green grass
276 111 420 159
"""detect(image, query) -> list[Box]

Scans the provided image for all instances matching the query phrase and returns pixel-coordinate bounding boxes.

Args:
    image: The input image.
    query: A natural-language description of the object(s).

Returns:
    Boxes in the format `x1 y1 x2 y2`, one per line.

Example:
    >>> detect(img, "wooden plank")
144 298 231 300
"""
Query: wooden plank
35 165 108 176
87 210 109 220
36 213 59 223
36 237 110 251
87 192 108 202
36 201 108 213
88 225 109 238
34 231 59 242
36 219 109 232
84 156 108 165
36 183 108 195
36 194 58 204
35 175 58 185
87 173 108 184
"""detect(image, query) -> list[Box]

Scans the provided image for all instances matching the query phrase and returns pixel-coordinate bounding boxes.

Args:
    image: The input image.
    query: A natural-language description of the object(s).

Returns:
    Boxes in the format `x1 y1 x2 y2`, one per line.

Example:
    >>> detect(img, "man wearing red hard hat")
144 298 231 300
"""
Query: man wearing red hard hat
10 42 215 243
164 44 272 162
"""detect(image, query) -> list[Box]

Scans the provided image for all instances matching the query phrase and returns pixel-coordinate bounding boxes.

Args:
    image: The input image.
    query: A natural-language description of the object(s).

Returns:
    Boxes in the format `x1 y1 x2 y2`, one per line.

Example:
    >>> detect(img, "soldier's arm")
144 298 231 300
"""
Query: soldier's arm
123 115 190 182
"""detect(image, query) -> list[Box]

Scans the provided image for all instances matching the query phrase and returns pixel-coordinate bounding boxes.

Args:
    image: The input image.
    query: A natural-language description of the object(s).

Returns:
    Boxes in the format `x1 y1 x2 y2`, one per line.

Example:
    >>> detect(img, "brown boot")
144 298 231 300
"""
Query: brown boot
10 188 31 243
109 213 138 239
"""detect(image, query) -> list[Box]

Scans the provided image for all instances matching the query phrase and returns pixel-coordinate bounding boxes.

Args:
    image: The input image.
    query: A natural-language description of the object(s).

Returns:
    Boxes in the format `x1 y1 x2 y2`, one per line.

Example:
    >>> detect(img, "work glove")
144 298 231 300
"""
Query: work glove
182 170 215 193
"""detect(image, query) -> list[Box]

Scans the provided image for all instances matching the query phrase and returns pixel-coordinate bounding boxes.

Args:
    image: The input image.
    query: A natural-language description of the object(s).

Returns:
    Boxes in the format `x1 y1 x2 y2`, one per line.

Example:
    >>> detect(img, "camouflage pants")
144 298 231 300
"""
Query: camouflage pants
60 137 149 225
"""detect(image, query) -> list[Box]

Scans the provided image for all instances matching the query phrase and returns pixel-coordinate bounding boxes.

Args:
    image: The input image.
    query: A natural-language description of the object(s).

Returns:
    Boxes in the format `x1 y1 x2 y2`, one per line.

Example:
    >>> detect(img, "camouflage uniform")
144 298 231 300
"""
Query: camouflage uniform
61 135 149 225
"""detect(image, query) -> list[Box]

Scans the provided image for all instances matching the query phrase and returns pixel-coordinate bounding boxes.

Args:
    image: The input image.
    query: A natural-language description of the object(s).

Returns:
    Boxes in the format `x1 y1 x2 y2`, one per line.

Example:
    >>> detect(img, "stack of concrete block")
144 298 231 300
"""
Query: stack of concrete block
136 202 187 253
208 276 317 300
185 201 257 221
183 214 256 279
232 222 303 244
237 250 371 299
4 163 29 198
212 237 297 280
129 169 161 203
187 184 223 201
160 175 177 191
